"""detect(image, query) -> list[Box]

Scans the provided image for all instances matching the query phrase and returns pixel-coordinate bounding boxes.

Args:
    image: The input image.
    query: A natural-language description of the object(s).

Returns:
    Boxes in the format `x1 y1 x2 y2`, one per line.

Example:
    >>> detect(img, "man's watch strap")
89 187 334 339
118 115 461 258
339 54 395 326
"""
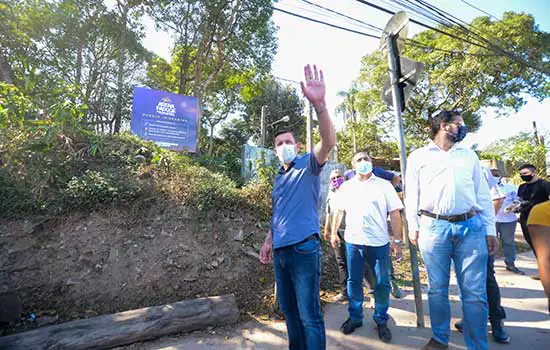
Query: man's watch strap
393 239 403 245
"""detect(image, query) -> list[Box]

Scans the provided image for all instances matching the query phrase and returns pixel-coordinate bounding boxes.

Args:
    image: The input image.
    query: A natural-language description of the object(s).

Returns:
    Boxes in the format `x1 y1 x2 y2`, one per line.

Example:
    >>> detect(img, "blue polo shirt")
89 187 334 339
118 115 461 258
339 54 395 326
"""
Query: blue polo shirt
271 153 323 249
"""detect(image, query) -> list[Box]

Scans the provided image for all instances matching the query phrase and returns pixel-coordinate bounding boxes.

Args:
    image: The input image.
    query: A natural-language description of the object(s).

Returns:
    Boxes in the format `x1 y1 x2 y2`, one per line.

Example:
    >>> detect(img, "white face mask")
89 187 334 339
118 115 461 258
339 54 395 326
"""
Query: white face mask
276 143 297 164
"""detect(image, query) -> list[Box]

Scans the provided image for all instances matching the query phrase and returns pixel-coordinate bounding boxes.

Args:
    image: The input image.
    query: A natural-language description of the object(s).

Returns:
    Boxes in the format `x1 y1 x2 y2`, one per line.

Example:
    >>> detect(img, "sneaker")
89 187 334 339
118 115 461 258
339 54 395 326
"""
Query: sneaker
454 320 463 333
506 264 525 275
390 278 404 299
491 320 511 344
377 324 392 343
421 338 449 349
332 293 347 302
340 318 363 335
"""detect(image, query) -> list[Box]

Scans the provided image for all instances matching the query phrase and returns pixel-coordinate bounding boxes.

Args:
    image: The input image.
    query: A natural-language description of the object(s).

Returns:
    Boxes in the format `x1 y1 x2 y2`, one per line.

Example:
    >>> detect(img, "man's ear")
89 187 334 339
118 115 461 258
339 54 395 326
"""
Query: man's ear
295 143 302 153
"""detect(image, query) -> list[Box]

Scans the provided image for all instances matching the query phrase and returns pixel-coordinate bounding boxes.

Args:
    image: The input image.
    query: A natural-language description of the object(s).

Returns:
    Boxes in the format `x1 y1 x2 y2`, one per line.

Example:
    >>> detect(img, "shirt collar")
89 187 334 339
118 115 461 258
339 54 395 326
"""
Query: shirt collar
427 140 466 152
278 160 296 174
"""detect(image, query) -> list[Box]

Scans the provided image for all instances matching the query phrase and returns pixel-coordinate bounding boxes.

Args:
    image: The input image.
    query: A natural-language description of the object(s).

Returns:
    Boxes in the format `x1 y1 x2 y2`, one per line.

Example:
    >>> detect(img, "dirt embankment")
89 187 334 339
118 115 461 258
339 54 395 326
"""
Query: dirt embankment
0 203 281 335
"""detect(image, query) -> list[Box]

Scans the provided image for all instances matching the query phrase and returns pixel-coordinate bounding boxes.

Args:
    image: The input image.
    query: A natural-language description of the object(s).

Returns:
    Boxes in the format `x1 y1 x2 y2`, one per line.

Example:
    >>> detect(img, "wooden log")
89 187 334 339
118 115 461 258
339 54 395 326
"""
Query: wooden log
0 294 240 350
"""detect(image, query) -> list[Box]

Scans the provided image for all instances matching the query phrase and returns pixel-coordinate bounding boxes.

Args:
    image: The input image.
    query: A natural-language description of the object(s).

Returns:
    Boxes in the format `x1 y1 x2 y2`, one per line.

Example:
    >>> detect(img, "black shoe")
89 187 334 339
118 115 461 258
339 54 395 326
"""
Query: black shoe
340 318 362 335
454 320 463 333
491 320 511 344
390 278 404 299
421 338 449 349
377 323 392 343
506 264 525 275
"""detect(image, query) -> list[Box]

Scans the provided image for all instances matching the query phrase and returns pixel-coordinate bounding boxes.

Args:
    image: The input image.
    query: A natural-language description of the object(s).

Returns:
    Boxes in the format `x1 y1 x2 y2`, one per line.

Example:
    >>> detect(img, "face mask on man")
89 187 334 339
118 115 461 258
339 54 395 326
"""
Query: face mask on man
330 177 344 190
520 174 534 182
356 160 373 175
447 124 468 143
276 143 297 164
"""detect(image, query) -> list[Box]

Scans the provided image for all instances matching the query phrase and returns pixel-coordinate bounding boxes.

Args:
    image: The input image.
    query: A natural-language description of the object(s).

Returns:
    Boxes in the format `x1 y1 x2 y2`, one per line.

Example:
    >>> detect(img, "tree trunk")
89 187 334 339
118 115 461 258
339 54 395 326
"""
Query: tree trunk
0 50 13 84
208 123 214 155
0 295 239 350
113 2 128 134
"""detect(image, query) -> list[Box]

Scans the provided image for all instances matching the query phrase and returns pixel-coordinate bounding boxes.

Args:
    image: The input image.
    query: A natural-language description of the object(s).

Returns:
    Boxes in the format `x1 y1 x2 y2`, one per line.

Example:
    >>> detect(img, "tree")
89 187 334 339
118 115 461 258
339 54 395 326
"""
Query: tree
242 79 306 147
146 0 277 104
354 12 550 149
482 131 548 174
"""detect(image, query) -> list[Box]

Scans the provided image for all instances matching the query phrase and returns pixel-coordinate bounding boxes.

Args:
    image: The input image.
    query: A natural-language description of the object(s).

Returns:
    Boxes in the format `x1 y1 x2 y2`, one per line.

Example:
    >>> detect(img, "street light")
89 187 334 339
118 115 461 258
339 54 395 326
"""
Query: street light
270 115 290 127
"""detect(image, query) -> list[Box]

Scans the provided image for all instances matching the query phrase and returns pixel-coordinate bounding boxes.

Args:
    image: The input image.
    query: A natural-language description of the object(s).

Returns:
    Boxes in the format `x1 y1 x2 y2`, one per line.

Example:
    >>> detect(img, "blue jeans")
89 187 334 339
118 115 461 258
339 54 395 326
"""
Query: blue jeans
346 242 391 325
496 221 517 266
273 236 326 350
418 215 489 350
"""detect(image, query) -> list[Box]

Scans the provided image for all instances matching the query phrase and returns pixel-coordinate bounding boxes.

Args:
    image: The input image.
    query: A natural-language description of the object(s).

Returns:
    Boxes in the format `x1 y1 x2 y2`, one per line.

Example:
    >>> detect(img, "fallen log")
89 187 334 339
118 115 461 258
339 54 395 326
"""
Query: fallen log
0 294 240 350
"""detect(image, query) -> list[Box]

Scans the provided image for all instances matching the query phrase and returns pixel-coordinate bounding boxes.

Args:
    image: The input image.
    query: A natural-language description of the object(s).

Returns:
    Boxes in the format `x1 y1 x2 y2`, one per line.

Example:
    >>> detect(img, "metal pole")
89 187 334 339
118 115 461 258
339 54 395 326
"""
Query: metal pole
387 34 425 328
260 105 267 148
307 102 313 151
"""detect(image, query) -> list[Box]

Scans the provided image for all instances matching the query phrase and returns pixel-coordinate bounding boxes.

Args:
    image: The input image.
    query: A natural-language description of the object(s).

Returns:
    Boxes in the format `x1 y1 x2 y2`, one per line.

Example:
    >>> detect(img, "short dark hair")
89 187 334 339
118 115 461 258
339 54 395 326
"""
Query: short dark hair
519 164 536 171
273 130 296 143
429 110 461 139
351 150 371 166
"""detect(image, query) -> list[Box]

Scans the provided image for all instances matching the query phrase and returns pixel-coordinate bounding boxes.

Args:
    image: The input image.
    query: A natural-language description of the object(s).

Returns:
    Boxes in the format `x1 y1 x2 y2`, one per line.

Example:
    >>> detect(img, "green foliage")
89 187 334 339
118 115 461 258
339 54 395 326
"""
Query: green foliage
482 132 548 172
351 12 550 149
66 169 143 209
242 78 306 146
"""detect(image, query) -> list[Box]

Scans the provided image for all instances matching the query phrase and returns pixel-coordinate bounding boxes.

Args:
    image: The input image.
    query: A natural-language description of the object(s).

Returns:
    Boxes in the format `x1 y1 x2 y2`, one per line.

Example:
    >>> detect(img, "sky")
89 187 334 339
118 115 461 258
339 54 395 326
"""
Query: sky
133 0 550 149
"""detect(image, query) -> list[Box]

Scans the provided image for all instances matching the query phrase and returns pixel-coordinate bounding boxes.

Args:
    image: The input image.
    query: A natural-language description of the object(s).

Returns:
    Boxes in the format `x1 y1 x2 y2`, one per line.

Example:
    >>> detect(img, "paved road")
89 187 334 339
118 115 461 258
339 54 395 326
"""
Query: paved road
123 252 549 350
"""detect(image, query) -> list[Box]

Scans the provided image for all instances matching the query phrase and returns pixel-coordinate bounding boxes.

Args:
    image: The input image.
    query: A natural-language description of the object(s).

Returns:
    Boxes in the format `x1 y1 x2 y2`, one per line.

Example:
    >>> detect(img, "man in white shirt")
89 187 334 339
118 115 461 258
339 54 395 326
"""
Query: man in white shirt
331 151 404 343
491 169 523 274
405 110 498 350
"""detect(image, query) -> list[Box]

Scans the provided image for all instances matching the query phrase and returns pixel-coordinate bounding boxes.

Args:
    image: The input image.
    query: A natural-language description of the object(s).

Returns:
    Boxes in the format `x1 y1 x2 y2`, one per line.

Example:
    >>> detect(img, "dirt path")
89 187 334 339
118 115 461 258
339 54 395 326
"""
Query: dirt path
121 251 549 350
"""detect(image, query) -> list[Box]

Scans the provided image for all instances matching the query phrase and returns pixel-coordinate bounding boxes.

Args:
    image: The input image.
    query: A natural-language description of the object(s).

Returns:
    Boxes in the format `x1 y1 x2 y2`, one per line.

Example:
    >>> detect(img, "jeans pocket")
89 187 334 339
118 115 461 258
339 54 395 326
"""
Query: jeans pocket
294 237 319 254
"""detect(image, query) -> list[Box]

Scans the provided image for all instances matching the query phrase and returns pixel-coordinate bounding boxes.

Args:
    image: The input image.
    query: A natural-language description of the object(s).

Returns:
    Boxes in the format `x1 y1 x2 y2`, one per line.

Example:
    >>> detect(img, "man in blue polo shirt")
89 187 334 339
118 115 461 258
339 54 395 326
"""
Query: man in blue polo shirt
259 64 336 350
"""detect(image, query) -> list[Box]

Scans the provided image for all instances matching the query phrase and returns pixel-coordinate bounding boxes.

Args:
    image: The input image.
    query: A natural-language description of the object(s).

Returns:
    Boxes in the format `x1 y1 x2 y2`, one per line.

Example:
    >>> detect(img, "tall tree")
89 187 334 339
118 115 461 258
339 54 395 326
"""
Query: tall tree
242 79 306 147
147 0 277 104
354 12 550 149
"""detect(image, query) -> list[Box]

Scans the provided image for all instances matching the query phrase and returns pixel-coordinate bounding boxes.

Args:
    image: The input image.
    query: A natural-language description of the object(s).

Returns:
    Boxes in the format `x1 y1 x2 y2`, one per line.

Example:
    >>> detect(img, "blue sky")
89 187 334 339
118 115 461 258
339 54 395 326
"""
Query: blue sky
134 0 549 149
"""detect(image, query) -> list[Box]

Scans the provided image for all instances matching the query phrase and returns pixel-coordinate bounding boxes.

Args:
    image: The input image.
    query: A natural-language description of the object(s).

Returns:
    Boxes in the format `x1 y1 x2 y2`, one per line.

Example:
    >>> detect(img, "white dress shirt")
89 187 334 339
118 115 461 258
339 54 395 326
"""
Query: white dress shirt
334 175 403 246
496 183 519 223
405 141 496 236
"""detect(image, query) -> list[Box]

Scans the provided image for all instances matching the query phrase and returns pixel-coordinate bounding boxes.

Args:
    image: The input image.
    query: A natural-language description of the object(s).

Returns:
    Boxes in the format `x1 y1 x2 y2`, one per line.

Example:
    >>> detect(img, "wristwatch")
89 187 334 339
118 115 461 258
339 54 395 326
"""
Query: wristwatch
393 239 403 245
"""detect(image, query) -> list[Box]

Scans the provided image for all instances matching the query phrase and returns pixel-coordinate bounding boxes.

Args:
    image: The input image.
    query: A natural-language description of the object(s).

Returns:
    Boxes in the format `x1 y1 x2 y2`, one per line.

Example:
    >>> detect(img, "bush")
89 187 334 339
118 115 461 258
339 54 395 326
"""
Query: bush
65 170 144 209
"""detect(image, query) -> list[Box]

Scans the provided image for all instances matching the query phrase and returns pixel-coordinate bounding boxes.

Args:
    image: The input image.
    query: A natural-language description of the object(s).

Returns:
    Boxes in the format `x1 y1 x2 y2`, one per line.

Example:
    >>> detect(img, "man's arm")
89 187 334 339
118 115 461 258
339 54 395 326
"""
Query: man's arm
300 65 336 164
330 210 344 249
323 212 332 240
259 230 273 264
404 152 421 244
389 209 403 241
473 160 497 236
493 198 504 215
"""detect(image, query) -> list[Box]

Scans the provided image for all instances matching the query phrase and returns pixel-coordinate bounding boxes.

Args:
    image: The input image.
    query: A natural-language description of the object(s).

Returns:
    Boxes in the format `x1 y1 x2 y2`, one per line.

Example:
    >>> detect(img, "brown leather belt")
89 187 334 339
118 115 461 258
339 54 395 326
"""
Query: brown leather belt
419 210 477 223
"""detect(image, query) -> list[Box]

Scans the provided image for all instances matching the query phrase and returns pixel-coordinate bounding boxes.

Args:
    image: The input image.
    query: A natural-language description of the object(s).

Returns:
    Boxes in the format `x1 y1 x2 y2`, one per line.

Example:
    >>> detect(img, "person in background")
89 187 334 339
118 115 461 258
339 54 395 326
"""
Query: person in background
324 169 349 302
405 110 498 350
259 64 336 350
491 168 523 274
527 199 550 316
331 151 404 343
344 167 404 299
454 166 511 344
517 164 550 255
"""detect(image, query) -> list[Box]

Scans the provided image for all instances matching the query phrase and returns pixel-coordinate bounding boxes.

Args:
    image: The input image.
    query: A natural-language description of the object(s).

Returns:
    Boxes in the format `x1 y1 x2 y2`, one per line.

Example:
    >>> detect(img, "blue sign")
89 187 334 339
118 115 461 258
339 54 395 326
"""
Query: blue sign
131 87 199 152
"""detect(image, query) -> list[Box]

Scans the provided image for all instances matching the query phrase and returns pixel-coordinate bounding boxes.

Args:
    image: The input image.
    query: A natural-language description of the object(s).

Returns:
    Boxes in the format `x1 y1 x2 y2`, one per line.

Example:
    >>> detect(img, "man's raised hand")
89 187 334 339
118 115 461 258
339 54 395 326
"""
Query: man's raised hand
300 64 325 107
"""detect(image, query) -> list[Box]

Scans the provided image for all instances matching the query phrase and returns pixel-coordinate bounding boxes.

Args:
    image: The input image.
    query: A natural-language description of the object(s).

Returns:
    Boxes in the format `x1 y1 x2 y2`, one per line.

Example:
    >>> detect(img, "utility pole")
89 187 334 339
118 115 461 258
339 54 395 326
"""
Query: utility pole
260 105 267 148
307 102 313 151
386 33 425 328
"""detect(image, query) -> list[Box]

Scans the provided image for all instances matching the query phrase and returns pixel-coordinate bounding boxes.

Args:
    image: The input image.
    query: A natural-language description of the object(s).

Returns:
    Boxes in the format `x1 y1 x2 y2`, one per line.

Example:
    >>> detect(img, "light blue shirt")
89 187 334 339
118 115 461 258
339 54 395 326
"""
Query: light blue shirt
271 153 323 249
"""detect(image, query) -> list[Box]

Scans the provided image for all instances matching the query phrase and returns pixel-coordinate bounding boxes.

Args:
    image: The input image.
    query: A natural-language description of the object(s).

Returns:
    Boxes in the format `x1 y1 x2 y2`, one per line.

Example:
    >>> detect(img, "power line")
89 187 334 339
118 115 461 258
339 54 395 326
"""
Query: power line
273 5 519 60
273 7 380 39
354 0 549 74
458 0 502 22
300 0 384 33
